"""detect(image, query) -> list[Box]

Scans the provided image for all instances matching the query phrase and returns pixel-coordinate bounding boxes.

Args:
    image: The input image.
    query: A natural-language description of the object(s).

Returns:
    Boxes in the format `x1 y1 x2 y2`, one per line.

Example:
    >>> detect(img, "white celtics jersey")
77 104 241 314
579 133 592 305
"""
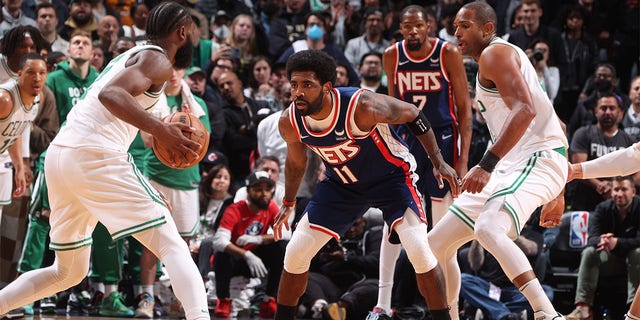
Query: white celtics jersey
0 54 18 84
475 37 567 166
0 80 39 154
52 45 165 152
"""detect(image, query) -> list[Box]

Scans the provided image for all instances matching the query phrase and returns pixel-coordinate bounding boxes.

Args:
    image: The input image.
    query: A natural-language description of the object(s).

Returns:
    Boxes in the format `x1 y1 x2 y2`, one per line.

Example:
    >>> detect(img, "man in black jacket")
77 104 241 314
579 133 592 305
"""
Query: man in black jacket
566 175 640 320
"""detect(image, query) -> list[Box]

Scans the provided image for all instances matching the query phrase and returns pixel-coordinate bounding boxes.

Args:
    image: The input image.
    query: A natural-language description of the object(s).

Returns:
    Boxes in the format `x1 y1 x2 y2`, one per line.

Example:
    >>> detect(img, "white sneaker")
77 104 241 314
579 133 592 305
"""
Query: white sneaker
535 310 566 320
135 292 155 318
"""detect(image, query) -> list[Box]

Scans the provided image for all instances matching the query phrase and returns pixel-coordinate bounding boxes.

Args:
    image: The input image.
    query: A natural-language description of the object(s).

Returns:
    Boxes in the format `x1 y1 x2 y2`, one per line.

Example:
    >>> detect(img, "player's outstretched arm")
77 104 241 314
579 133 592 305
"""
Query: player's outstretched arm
98 50 200 163
569 143 640 181
274 109 308 241
357 90 461 196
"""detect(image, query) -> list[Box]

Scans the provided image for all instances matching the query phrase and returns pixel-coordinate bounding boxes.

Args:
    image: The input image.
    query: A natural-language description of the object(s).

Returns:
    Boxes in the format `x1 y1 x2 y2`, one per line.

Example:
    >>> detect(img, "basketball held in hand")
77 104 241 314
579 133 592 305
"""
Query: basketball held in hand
152 111 210 169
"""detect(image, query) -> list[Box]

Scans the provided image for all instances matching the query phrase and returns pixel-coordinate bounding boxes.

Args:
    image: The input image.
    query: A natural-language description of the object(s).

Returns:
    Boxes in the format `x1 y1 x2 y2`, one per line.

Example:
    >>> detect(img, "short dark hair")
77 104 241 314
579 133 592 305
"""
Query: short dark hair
359 51 382 67
145 2 191 42
613 175 635 186
400 5 428 22
35 2 55 17
462 1 498 27
19 52 46 69
597 92 623 109
254 155 280 170
286 50 337 86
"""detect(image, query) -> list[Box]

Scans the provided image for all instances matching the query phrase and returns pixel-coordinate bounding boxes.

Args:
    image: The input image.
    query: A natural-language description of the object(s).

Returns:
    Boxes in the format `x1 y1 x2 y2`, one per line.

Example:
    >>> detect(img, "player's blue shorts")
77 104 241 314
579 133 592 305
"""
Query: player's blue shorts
399 124 457 199
304 173 424 244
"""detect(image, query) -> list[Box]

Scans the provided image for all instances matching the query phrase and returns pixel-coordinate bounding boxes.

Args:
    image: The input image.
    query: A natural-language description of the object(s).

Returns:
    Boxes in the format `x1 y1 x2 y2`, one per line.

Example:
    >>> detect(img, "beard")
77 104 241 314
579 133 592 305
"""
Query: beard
73 13 92 26
406 41 422 52
296 93 324 116
362 73 380 82
249 194 271 209
598 115 616 129
173 36 194 69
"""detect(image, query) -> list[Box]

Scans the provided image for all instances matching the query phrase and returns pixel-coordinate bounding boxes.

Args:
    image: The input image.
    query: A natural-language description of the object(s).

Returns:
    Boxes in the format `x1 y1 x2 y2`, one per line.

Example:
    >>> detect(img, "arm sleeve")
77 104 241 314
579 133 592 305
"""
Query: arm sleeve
212 228 232 252
581 144 640 179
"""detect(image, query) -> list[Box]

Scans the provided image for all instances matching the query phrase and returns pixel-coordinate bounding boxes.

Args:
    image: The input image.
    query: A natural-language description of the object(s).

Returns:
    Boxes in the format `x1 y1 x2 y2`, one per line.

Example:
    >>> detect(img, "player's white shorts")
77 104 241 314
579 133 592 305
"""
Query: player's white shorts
149 180 199 237
449 147 567 239
0 169 12 206
45 145 171 251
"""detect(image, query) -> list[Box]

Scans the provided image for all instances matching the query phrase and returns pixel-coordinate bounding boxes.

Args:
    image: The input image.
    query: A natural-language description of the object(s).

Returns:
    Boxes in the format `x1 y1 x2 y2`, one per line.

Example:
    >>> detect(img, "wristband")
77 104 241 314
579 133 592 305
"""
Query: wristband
282 199 296 207
478 150 500 173
406 111 432 136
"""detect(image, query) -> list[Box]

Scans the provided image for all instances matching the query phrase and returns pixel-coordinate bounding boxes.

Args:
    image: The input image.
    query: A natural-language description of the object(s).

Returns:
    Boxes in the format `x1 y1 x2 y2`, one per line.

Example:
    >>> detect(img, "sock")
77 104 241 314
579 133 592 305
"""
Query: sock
519 279 555 314
376 225 401 313
141 285 154 296
92 282 105 295
104 284 118 296
274 304 296 320
627 312 640 320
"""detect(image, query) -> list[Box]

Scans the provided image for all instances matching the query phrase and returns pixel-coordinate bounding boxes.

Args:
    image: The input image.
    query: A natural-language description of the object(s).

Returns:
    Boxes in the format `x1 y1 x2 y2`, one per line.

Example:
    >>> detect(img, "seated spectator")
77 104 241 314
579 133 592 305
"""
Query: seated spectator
277 11 359 86
437 3 460 45
568 63 631 139
569 93 634 211
234 155 284 206
122 3 148 43
335 61 350 87
225 14 268 84
357 52 387 94
344 7 388 71
565 175 640 320
94 15 120 62
58 0 98 41
211 171 285 319
244 56 281 113
622 76 640 142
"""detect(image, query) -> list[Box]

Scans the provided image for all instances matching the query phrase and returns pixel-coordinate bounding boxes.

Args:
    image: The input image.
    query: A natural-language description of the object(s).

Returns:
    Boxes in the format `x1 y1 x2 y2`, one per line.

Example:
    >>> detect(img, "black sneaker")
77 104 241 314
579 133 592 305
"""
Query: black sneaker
39 295 57 315
89 291 104 316
67 291 91 315
1 307 25 319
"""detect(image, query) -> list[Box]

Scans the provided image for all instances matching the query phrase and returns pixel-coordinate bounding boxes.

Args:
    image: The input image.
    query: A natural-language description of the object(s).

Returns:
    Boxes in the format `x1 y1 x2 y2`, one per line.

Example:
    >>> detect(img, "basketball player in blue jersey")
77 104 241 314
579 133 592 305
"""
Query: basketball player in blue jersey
370 5 473 319
0 3 211 320
272 49 461 320
428 3 568 320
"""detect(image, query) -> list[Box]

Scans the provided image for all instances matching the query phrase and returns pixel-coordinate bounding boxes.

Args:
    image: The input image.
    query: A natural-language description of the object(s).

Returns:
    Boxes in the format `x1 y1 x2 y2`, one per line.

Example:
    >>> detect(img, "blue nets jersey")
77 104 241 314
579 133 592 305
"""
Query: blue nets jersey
289 87 418 186
391 38 455 128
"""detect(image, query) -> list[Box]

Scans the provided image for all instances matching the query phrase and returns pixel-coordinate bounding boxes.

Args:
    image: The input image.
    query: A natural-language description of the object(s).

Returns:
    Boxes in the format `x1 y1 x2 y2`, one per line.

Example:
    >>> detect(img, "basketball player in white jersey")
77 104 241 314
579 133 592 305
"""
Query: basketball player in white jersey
0 53 45 226
0 3 210 320
427 3 568 320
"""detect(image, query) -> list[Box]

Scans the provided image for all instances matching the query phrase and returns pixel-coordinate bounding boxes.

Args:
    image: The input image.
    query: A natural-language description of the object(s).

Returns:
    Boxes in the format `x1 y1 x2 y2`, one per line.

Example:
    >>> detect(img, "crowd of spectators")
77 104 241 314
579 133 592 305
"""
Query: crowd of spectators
0 0 638 319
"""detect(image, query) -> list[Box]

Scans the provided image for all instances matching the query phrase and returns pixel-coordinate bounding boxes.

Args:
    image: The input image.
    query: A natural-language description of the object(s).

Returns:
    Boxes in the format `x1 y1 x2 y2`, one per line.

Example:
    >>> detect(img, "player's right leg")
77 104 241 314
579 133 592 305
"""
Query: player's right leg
275 215 333 320
369 224 401 320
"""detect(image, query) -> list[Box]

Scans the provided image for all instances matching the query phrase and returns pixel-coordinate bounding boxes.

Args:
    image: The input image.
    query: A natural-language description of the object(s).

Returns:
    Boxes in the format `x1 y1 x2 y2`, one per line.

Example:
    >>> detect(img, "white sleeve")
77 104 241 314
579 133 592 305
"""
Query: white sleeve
212 228 232 252
581 143 640 179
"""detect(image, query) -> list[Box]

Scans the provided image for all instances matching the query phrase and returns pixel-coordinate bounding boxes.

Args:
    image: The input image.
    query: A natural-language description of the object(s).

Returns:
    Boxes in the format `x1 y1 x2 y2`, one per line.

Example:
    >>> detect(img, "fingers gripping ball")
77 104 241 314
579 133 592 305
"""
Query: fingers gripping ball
152 111 210 169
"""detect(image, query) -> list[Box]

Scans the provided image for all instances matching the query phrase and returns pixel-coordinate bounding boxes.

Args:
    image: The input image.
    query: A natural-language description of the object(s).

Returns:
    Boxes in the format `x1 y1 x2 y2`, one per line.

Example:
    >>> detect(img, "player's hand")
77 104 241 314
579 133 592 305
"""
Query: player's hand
274 204 295 241
540 189 565 228
154 121 201 165
434 163 461 197
243 251 268 278
236 234 263 246
12 167 26 197
461 166 491 194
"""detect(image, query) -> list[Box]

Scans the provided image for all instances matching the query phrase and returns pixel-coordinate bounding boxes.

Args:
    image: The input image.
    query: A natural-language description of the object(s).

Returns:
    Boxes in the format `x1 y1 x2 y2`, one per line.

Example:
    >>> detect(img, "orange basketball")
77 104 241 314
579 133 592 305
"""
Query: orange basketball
152 111 210 169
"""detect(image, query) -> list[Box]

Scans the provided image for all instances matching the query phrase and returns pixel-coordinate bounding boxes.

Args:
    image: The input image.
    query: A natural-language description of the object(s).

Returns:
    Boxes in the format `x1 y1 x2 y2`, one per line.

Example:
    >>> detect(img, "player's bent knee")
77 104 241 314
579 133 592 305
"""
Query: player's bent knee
395 213 438 273
283 223 331 274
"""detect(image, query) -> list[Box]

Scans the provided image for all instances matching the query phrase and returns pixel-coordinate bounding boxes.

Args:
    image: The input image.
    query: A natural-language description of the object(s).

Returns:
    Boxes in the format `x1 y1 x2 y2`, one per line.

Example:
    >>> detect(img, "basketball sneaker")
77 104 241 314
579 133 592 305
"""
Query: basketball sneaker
565 306 592 320
67 291 91 315
39 294 57 314
135 292 155 318
259 297 277 319
99 292 134 317
1 307 25 319
213 298 231 318
535 310 567 320
366 307 392 320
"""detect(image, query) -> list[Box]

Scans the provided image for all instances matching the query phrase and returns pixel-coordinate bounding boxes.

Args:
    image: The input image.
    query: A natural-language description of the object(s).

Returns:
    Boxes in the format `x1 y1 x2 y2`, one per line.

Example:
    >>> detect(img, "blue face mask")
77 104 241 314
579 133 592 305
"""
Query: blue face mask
307 25 324 41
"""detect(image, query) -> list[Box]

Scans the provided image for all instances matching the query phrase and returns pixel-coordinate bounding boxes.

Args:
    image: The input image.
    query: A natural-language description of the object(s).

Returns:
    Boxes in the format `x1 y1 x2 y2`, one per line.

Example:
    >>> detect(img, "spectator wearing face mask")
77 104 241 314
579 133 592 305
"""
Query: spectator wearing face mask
276 11 359 86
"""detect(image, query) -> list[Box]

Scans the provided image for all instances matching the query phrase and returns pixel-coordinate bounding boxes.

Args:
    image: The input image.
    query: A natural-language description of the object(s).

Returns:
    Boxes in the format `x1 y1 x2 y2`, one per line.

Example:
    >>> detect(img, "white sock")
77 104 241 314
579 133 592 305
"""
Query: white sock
104 284 118 296
519 279 555 314
375 224 401 313
92 282 105 295
141 285 154 296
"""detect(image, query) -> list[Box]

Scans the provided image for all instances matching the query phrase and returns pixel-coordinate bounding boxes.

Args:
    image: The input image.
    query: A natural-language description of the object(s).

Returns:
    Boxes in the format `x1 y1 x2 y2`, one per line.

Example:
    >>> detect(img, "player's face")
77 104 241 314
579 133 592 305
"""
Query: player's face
174 20 196 69
290 71 325 117
400 12 428 51
15 35 36 59
453 8 484 57
19 59 47 97
248 181 274 209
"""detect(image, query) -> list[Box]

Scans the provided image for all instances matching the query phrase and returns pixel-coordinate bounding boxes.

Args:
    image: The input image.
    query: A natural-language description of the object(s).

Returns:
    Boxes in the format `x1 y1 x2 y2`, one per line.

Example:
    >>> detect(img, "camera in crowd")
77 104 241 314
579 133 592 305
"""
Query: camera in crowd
532 48 544 62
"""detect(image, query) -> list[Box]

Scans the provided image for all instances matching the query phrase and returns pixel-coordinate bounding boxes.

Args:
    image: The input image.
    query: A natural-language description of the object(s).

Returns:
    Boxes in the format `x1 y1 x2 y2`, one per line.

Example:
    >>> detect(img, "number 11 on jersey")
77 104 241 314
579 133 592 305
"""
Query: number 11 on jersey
332 165 358 184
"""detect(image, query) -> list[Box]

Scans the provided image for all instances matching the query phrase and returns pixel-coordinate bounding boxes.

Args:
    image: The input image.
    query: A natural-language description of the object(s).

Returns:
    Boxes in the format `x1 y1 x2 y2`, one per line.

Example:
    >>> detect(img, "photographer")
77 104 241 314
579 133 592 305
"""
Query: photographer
526 39 560 104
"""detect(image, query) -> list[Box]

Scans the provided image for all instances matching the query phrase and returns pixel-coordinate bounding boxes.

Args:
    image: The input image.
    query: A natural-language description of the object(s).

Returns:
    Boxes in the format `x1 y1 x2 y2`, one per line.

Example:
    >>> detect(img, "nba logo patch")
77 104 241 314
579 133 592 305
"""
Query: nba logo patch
569 211 589 248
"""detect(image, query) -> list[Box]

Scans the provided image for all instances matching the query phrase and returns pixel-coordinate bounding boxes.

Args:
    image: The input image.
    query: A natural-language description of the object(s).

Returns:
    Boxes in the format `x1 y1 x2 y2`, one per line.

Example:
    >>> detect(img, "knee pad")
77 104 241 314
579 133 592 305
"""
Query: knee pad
395 209 438 273
283 217 332 274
